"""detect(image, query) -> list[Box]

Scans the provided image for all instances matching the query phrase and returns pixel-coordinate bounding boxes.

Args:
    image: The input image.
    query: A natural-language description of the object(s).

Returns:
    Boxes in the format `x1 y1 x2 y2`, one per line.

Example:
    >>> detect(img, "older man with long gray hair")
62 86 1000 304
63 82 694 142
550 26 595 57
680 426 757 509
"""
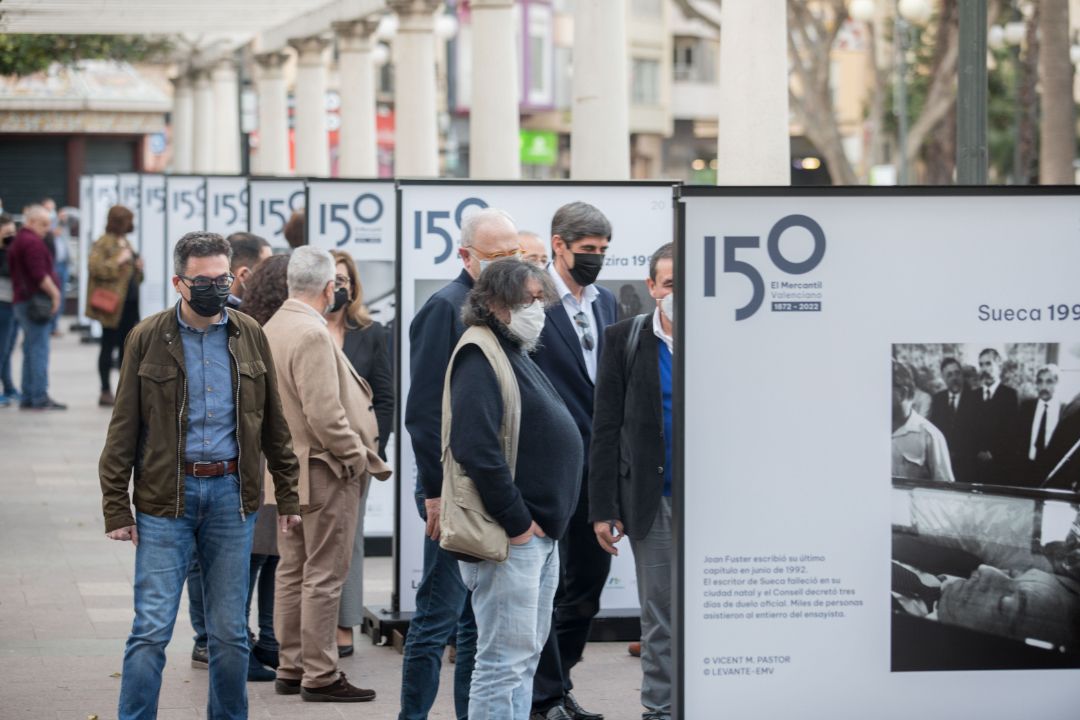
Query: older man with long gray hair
263 246 391 702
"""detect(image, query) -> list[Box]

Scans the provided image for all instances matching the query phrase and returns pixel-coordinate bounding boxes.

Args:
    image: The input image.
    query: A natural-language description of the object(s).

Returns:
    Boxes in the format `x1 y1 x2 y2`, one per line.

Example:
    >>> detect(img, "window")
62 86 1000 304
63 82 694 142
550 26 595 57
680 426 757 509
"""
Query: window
631 58 660 106
673 36 716 84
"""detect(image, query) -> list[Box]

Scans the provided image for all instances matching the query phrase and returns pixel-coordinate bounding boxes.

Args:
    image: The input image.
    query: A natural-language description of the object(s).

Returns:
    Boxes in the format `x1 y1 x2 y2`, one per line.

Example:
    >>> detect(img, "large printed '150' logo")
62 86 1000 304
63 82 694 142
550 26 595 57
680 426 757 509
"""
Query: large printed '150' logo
704 214 826 321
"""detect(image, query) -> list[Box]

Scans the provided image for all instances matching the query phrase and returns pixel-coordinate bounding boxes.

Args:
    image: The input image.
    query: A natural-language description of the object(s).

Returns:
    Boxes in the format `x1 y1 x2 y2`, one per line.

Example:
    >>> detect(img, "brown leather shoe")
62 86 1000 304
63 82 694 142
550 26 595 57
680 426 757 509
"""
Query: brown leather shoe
628 641 641 657
301 672 376 702
98 391 115 407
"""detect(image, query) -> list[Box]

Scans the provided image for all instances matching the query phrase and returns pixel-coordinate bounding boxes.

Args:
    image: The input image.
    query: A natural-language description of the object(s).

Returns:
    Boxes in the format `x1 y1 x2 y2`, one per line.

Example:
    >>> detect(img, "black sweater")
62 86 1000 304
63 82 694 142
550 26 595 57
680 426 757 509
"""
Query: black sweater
449 325 583 540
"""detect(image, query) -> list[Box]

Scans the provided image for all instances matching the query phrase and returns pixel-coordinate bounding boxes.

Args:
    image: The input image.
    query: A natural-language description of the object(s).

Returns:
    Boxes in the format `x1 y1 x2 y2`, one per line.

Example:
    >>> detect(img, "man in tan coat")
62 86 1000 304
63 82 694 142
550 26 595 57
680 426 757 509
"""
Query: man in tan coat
263 246 391 703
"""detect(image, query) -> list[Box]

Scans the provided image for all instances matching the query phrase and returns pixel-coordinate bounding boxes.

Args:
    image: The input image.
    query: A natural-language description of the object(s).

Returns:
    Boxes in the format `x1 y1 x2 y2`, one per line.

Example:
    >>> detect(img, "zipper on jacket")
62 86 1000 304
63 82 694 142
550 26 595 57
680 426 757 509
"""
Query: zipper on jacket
228 334 245 521
176 375 187 518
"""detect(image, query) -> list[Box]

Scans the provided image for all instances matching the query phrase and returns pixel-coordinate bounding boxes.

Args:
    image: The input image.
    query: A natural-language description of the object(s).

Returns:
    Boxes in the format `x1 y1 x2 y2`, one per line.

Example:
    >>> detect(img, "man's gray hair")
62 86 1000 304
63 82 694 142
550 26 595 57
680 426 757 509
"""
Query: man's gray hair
550 201 612 246
22 204 49 223
287 245 335 297
460 208 516 248
173 231 232 276
1037 364 1061 382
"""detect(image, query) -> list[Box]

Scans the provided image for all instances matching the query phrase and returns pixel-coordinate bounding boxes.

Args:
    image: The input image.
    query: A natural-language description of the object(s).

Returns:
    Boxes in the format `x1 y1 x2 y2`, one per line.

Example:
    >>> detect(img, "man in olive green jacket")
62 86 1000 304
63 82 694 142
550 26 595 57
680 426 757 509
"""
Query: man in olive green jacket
99 231 301 720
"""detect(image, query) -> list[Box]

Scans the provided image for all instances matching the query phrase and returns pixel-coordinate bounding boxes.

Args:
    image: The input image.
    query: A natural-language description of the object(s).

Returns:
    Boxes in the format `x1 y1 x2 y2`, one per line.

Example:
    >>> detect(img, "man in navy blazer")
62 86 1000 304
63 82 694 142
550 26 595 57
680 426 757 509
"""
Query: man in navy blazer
530 202 617 720
590 243 675 720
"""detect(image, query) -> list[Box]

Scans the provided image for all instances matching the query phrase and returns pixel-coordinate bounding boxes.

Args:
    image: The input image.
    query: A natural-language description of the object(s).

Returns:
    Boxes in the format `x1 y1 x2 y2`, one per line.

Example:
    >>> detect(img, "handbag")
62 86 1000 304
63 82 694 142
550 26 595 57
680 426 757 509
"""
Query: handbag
89 287 121 315
439 326 519 563
26 291 53 323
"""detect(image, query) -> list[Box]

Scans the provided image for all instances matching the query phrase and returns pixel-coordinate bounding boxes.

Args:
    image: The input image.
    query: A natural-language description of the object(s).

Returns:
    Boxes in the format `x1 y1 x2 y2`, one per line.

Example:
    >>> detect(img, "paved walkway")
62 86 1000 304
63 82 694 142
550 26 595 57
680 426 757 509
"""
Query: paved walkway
0 327 644 720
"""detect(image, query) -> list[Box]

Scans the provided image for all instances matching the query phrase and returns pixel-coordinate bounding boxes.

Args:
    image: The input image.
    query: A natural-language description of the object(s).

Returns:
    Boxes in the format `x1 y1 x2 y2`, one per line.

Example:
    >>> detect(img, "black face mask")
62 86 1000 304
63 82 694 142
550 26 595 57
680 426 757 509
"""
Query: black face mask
186 284 231 318
329 287 350 314
568 252 604 287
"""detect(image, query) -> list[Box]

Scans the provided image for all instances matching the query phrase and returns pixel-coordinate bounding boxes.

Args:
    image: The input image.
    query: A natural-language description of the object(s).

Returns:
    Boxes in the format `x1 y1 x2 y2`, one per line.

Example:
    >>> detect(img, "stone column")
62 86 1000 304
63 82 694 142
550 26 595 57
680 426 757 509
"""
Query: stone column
716 1 789 185
191 70 216 174
289 36 332 177
170 74 194 173
334 19 380 178
211 59 242 174
254 51 291 176
468 0 520 179
389 0 441 177
570 0 629 179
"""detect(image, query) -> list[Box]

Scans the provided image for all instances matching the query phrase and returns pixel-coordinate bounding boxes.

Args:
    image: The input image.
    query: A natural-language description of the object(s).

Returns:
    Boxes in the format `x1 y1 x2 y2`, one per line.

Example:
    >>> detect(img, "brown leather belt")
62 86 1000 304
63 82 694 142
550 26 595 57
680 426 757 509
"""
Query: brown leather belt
184 459 239 478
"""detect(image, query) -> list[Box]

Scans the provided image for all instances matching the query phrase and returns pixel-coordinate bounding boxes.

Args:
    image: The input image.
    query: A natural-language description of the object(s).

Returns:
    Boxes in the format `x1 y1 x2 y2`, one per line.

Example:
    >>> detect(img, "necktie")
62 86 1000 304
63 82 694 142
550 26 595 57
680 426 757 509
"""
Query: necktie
950 393 958 412
984 387 991 402
1035 403 1048 457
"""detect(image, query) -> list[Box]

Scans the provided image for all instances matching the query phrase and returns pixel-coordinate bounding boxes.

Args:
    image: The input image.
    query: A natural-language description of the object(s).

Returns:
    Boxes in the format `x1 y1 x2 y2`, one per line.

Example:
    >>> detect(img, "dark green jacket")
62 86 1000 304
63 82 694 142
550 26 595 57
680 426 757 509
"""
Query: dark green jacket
99 306 301 532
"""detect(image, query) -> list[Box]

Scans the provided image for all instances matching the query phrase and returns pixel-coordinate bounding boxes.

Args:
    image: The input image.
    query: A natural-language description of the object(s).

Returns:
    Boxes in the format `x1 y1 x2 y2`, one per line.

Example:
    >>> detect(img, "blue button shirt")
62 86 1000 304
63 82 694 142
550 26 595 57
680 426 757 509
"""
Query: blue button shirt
176 303 239 463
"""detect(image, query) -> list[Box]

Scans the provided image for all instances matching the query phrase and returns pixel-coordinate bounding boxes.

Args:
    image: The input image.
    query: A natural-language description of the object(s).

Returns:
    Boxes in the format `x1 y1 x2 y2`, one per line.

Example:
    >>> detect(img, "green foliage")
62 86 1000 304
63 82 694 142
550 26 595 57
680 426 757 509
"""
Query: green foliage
0 34 173 77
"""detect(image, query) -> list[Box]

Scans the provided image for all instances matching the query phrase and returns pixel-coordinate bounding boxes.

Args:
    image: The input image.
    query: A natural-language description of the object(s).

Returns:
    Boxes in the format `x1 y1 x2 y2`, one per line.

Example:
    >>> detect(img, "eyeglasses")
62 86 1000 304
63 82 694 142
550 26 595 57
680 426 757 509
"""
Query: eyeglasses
573 311 595 352
469 247 522 261
334 274 352 289
180 273 234 289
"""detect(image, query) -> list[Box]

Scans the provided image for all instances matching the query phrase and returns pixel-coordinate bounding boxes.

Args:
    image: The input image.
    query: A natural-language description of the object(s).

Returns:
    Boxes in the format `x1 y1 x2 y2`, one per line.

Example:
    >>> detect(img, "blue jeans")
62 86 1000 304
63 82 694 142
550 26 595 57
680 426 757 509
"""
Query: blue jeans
49 260 68 334
399 503 477 720
12 301 50 407
187 559 207 647
247 554 278 651
118 474 256 720
460 536 560 720
0 302 18 395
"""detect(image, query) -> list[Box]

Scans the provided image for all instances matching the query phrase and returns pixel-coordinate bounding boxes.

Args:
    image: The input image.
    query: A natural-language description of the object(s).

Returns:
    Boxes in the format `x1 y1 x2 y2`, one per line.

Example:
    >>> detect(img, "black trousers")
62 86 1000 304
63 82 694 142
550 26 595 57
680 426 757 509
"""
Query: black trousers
98 300 139 392
532 479 612 711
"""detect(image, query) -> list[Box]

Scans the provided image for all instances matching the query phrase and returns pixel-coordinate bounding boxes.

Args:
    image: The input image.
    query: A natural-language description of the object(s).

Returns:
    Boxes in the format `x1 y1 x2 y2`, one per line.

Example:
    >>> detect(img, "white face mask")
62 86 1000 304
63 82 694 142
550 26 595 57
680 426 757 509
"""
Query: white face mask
507 300 546 349
660 293 674 323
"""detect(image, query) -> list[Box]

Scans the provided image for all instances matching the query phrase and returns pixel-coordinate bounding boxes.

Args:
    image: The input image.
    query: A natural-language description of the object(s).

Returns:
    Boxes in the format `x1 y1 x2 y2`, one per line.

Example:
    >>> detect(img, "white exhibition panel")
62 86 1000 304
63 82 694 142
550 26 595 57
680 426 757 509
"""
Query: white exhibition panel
205 176 250 237
77 175 94 324
396 180 675 613
248 178 305 250
306 180 397 262
118 173 141 251
138 175 167 317
164 176 207 308
678 190 1080 719
307 179 399 538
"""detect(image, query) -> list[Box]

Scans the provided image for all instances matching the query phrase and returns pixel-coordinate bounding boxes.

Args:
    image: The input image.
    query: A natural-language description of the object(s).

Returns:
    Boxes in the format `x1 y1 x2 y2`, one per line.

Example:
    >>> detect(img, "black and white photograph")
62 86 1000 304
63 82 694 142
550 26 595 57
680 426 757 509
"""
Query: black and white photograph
890 342 1080 671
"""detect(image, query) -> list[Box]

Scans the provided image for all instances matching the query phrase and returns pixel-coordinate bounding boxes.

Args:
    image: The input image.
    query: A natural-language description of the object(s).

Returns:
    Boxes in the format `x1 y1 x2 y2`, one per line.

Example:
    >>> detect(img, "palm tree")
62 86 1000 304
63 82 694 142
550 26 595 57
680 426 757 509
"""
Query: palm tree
1037 0 1076 184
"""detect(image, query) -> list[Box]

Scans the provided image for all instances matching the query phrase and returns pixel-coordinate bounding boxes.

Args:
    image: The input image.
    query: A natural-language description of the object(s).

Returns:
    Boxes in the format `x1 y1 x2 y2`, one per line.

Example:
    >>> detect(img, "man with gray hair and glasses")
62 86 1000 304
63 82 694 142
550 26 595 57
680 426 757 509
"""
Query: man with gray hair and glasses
263 246 390 702
99 231 301 720
399 207 520 719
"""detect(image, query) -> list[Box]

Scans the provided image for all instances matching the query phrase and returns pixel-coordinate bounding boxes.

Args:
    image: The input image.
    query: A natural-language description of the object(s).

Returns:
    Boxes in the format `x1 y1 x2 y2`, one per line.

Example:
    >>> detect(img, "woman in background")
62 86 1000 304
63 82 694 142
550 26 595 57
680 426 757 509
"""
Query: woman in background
86 205 141 407
326 249 394 656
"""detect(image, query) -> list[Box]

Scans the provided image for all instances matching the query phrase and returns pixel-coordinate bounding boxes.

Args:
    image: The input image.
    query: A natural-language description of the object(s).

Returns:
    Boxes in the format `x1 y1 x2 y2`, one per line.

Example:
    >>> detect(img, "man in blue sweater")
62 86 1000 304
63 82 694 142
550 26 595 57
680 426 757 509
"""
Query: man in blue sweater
399 208 521 720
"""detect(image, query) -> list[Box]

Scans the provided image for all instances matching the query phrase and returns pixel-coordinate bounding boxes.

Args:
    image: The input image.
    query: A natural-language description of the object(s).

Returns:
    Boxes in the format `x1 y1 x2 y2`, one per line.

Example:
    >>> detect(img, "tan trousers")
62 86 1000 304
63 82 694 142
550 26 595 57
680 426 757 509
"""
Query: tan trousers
274 459 362 687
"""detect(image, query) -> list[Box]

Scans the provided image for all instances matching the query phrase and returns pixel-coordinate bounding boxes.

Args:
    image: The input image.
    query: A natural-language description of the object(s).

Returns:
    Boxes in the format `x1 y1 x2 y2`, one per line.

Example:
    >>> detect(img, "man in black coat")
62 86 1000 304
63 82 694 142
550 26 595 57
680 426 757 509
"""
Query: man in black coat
970 348 1020 486
928 357 977 483
1016 364 1065 487
399 208 521 720
589 243 674 720
530 202 617 720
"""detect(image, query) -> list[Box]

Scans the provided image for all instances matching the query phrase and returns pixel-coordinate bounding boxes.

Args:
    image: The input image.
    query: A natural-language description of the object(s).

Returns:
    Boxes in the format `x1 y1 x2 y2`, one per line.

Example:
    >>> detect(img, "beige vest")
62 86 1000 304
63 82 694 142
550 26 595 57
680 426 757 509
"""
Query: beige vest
439 325 519 563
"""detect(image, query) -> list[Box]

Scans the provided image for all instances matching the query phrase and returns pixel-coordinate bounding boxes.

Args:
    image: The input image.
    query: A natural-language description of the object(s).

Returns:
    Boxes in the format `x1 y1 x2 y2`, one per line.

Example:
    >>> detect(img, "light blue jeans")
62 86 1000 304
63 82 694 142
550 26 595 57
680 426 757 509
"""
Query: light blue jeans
118 474 255 720
460 536 559 720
